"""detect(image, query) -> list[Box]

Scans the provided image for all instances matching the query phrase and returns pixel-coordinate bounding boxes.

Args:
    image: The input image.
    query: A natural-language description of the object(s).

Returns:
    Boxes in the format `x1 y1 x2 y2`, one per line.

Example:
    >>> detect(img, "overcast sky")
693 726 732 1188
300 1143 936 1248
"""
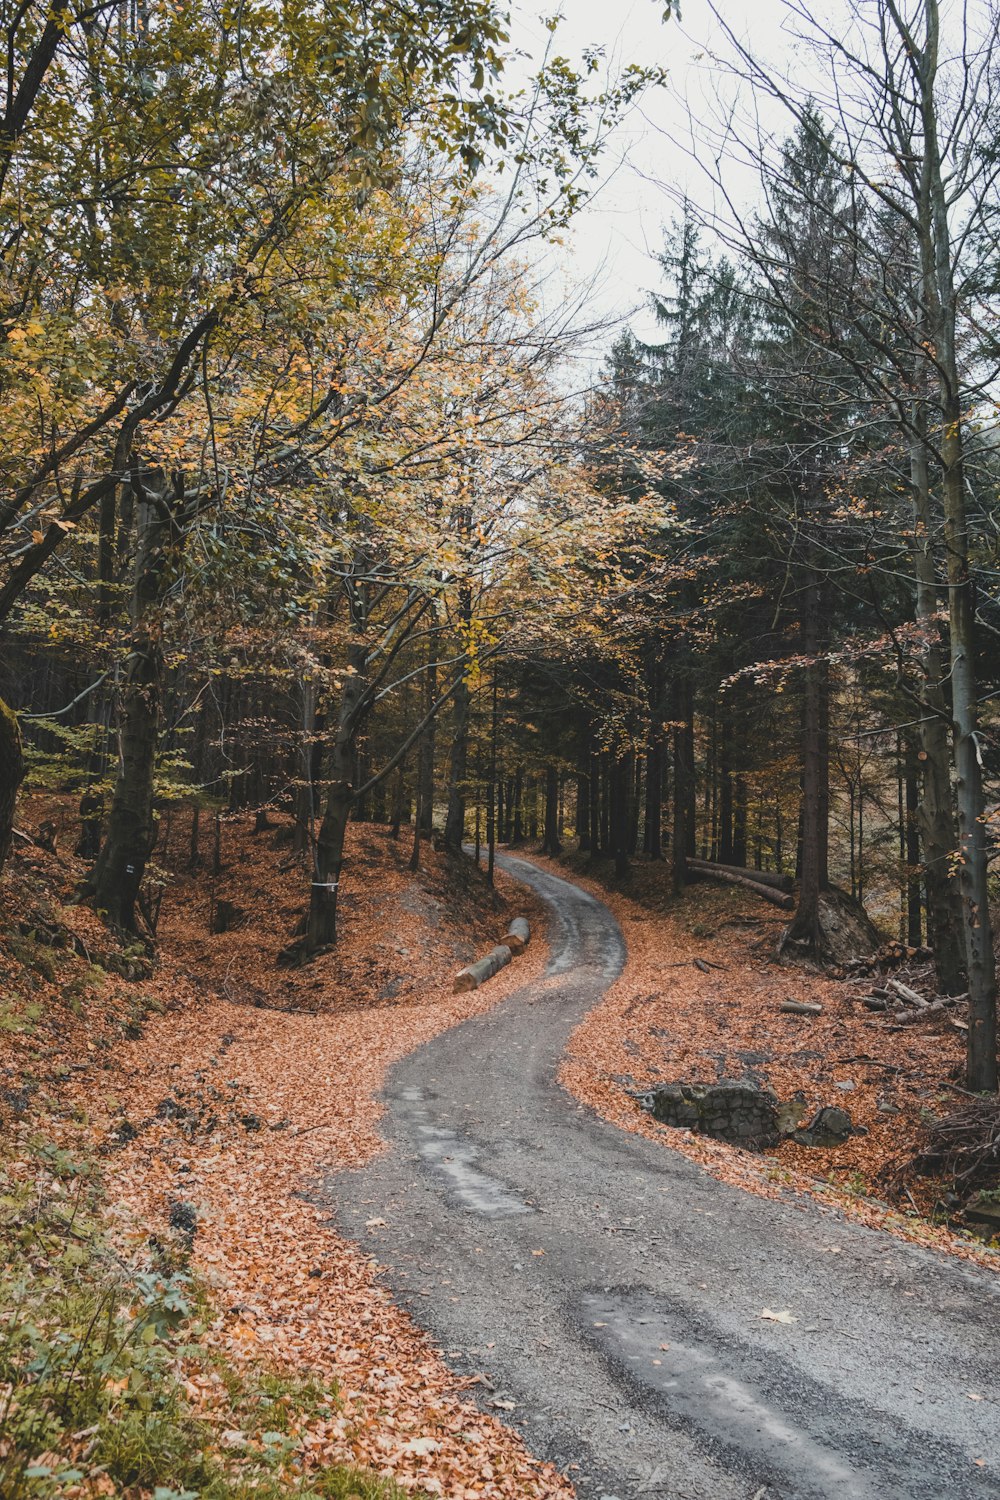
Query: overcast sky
506 0 816 343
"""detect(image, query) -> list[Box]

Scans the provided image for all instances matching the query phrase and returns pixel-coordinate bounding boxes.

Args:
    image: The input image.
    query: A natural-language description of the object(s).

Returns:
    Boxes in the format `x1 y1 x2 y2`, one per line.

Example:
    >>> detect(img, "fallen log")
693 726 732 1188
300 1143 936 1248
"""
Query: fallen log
890 993 967 1026
780 1000 823 1016
687 857 793 893
454 943 513 993
887 978 927 1008
686 862 794 909
505 917 531 955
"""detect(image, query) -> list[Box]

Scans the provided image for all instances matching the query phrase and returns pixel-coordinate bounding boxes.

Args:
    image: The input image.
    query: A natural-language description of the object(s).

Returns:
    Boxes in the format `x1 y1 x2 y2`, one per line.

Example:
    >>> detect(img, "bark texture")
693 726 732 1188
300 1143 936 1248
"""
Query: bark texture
0 696 24 876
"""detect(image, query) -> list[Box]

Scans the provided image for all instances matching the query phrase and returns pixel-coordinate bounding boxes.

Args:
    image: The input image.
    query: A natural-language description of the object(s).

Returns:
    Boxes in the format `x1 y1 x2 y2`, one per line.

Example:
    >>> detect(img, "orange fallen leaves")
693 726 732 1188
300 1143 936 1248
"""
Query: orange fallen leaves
4 812 570 1498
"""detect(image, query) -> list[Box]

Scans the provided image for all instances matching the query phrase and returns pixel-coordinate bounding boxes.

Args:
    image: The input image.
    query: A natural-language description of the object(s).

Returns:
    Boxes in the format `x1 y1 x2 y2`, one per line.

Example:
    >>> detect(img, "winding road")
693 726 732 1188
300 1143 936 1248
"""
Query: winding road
331 854 1000 1500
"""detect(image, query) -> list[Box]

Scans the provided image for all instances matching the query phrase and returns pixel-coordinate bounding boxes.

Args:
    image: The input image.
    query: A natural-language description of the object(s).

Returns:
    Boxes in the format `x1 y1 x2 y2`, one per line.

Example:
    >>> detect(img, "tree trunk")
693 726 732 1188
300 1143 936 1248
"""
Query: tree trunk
294 683 326 855
576 762 592 853
909 393 966 993
588 750 601 856
644 736 662 859
390 761 406 839
77 785 104 862
780 569 831 959
718 708 734 864
417 650 437 838
86 471 178 932
511 765 524 845
733 773 748 868
671 667 695 891
942 411 996 1087
610 754 629 878
444 671 470 852
599 753 610 854
487 668 497 885
409 770 422 872
628 751 641 855
542 764 562 855
0 696 24 876
919 7 996 1087
304 638 368 953
905 748 923 948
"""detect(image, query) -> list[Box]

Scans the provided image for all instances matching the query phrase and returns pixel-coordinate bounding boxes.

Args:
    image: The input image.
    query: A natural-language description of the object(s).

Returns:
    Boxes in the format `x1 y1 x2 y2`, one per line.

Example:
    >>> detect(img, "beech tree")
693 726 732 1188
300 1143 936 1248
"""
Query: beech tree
0 0 521 873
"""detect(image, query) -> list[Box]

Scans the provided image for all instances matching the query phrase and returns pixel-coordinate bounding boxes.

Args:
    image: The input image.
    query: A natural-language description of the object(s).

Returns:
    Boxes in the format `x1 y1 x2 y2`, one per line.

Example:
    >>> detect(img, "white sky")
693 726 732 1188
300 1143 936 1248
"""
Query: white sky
506 0 825 343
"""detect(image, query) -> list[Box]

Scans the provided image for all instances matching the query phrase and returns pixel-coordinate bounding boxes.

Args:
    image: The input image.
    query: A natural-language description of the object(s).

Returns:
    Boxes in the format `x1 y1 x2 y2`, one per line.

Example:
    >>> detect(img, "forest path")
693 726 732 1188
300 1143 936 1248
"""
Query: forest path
330 853 1000 1500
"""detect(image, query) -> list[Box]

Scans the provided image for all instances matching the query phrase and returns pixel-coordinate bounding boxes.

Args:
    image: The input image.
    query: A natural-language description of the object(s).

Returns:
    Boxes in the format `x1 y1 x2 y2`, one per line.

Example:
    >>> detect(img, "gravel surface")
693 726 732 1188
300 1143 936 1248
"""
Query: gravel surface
331 853 1000 1500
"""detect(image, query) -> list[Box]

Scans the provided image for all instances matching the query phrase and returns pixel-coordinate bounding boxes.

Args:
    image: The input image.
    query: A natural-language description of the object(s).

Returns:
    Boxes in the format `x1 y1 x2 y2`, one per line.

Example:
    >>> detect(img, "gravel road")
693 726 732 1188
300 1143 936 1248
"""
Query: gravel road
331 853 1000 1500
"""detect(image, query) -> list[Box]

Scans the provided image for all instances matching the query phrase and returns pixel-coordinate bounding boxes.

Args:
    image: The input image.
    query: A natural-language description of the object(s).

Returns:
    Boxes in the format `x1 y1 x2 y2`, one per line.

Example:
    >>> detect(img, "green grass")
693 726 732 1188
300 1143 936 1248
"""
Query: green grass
0 1140 419 1500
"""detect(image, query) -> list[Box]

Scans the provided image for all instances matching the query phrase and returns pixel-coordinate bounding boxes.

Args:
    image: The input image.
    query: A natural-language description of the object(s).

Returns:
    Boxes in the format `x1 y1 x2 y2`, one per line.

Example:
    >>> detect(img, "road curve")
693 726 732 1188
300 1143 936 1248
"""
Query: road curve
330 853 1000 1500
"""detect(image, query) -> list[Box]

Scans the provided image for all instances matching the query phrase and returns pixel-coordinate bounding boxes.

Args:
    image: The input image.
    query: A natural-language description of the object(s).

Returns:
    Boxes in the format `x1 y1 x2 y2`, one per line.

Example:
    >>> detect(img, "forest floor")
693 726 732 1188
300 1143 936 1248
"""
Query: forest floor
0 805 568 1499
3 807 997 1498
531 847 999 1270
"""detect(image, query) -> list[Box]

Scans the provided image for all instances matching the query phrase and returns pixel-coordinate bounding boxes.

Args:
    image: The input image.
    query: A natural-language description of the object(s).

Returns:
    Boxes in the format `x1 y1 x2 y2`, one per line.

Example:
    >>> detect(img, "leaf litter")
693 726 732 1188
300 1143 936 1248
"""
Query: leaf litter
2 807 570 1498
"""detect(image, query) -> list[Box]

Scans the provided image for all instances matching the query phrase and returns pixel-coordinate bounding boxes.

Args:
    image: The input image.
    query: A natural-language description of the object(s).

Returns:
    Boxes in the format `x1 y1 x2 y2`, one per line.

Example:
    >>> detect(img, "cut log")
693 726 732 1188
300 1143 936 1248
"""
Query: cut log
454 943 513 993
686 862 794 909
780 1000 823 1016
687 857 793 893
890 993 967 1025
887 978 928 1008
505 917 531 955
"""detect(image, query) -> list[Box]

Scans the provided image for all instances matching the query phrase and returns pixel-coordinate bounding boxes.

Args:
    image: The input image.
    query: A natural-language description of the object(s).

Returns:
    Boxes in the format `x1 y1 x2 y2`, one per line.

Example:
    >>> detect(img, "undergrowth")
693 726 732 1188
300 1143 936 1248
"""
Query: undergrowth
0 1139 417 1500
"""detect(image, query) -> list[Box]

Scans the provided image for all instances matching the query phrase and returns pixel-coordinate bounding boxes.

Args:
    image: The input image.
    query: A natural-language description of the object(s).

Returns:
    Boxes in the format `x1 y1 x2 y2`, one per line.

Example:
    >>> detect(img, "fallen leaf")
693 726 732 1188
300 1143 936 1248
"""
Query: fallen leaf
402 1437 440 1455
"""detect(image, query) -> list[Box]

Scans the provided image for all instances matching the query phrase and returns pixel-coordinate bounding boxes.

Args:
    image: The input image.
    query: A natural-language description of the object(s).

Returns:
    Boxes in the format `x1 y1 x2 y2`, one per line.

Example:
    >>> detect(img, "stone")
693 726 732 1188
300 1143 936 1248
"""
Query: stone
776 1093 808 1134
965 1194 1000 1238
793 1105 855 1147
735 1048 774 1068
640 1080 781 1148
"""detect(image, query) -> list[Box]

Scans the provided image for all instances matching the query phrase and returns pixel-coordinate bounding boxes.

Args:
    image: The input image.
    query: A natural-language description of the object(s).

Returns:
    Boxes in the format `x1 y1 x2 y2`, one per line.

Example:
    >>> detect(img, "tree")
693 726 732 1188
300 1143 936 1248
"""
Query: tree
705 0 998 1086
0 0 523 876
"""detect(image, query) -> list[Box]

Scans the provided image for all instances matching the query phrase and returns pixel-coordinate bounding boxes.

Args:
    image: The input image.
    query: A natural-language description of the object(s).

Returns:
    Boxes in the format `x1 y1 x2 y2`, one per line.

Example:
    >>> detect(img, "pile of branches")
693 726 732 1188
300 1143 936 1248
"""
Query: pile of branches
844 963 969 1030
882 1095 1000 1199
